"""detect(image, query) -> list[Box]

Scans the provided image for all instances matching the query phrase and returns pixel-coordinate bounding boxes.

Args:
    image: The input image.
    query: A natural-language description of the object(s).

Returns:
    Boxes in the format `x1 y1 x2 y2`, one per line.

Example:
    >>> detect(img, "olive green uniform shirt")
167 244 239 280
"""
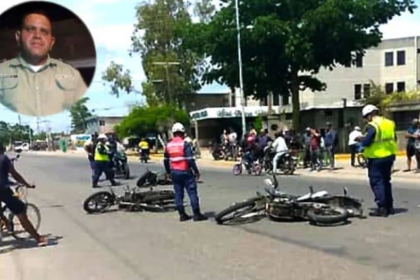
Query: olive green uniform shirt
0 55 87 117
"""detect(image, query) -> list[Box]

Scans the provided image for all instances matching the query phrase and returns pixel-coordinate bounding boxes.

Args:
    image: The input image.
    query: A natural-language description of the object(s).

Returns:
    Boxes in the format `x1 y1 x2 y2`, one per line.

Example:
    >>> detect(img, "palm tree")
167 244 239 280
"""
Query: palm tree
69 97 92 134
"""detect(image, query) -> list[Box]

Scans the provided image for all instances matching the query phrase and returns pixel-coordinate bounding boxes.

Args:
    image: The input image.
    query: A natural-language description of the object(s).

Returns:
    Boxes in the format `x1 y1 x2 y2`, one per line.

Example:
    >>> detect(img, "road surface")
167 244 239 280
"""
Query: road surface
1 153 419 280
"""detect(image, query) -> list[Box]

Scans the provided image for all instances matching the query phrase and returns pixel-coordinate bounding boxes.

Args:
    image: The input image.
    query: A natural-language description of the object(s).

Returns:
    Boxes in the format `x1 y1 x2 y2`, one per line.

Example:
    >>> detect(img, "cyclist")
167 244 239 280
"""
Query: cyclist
0 143 48 246
139 138 150 160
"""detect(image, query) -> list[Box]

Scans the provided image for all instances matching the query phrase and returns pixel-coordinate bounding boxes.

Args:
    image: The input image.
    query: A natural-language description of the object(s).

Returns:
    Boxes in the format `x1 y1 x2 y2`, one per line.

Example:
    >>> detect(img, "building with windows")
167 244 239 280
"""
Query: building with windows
189 36 420 150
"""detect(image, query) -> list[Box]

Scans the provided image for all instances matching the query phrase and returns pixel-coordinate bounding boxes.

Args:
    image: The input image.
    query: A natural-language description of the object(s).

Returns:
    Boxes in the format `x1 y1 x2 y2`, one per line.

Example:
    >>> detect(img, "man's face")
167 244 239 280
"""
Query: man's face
16 13 55 62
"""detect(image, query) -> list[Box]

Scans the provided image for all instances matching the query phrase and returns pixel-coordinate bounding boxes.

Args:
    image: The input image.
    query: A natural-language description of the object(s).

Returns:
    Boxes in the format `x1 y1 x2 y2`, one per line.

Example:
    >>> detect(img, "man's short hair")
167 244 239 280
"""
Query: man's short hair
20 9 53 31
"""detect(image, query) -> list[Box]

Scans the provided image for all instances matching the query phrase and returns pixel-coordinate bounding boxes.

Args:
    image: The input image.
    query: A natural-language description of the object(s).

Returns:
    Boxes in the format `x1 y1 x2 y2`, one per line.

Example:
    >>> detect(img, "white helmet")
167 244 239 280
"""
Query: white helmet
362 104 379 117
97 134 108 140
354 126 361 131
172 122 185 133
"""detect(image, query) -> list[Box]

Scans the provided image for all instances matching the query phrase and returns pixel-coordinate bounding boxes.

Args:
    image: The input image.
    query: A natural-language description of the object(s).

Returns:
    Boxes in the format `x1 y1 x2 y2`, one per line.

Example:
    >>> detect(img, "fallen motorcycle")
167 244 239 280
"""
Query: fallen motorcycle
215 173 363 226
83 183 175 214
136 169 172 187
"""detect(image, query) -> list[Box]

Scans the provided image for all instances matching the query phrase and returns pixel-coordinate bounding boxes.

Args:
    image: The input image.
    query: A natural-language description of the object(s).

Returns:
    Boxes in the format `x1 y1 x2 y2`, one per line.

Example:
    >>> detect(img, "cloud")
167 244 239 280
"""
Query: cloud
380 10 420 39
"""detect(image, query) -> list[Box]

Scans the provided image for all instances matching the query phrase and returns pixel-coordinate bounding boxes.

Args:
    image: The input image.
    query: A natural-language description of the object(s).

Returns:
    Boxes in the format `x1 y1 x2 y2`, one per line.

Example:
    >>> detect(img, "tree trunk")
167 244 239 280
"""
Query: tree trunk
291 69 301 131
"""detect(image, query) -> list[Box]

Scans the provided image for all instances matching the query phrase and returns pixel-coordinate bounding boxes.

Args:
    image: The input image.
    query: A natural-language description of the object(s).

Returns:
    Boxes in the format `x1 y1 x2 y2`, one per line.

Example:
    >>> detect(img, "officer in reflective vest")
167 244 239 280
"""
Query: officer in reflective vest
356 105 397 217
164 123 207 222
92 134 118 188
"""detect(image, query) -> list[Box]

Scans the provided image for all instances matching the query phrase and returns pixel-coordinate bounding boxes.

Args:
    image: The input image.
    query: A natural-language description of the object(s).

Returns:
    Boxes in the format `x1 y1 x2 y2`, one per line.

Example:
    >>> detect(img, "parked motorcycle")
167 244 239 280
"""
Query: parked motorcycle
210 142 225 161
262 145 295 175
215 173 363 226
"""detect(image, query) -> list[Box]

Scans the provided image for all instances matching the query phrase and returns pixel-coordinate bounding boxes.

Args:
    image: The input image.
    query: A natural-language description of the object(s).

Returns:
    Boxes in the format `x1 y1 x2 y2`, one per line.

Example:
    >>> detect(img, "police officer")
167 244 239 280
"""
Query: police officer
92 134 118 188
164 123 207 222
357 105 397 217
84 132 98 180
0 10 87 117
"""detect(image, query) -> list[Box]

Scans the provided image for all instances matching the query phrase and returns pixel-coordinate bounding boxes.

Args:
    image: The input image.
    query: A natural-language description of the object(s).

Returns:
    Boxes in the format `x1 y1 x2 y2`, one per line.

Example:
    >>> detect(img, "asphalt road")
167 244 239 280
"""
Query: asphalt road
1 153 419 280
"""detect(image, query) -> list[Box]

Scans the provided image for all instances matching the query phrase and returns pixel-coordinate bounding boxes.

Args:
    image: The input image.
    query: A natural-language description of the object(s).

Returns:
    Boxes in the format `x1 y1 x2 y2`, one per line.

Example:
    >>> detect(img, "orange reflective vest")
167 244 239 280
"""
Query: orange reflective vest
166 137 189 171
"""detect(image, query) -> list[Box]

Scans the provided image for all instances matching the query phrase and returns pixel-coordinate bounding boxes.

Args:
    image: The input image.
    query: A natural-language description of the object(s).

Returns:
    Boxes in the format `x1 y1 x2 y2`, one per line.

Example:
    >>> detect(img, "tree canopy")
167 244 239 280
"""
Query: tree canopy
69 97 92 134
103 0 214 109
0 121 33 145
184 0 416 130
115 105 190 138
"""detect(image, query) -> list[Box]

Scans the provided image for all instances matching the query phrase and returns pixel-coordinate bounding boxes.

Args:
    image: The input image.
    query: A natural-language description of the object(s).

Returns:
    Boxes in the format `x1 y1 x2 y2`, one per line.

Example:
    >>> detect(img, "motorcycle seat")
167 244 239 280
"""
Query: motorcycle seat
296 191 329 201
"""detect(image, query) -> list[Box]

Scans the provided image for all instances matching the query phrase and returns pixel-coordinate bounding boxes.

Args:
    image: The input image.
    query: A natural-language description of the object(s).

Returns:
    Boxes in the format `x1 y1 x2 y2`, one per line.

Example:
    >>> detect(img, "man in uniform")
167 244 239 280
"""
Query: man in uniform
357 105 397 217
0 10 87 117
92 134 118 188
164 123 207 222
84 132 98 181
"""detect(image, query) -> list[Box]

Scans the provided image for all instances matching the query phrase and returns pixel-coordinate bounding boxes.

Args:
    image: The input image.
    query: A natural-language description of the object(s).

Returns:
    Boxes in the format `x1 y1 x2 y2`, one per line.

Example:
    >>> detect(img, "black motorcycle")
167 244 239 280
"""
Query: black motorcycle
139 148 150 163
263 146 295 175
112 151 130 179
210 142 225 161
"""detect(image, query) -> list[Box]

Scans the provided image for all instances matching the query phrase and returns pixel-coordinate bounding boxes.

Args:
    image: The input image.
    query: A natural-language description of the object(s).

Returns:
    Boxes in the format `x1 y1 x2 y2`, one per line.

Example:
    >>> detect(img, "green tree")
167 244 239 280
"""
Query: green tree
253 114 263 133
115 105 190 138
0 121 33 145
69 97 92 134
360 81 420 117
185 0 416 130
102 0 214 109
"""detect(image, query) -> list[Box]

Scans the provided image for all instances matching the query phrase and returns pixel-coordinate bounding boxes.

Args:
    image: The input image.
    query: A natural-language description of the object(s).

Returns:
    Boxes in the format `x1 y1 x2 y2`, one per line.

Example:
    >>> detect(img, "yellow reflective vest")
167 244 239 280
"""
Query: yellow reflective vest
363 117 397 159
94 143 109 161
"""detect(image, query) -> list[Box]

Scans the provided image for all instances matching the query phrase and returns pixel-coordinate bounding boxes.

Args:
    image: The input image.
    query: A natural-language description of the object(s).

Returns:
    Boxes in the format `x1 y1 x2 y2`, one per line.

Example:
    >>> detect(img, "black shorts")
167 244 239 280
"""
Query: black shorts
407 145 416 158
0 188 26 215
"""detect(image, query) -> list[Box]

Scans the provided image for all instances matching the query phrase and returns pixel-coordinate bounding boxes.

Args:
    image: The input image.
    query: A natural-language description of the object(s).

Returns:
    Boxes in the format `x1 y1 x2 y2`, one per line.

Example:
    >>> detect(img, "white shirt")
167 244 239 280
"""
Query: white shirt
348 130 363 146
273 136 288 153
116 142 125 153
29 64 45 72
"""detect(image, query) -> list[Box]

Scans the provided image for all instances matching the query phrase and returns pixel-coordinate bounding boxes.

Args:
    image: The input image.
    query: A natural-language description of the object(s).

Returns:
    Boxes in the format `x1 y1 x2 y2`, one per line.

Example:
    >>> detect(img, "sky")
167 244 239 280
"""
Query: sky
0 0 420 133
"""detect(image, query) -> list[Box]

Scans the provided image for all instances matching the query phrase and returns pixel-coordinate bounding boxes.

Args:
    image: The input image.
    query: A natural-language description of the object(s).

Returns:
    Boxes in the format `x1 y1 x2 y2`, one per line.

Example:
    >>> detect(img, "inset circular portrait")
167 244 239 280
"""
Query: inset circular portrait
0 1 96 117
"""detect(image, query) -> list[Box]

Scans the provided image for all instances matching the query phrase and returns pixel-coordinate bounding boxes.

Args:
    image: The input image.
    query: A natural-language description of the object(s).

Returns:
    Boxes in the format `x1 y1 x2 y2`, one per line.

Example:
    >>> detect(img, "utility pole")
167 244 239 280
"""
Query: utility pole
152 61 180 136
235 0 247 139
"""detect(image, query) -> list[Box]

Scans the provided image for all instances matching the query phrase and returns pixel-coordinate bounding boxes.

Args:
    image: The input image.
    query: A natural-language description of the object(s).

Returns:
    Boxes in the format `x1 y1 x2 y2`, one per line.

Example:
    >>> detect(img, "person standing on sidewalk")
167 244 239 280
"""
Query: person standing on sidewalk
357 105 397 217
413 123 420 173
164 123 207 222
348 127 363 167
404 119 420 172
324 122 338 171
302 128 312 168
92 134 118 188
310 129 322 172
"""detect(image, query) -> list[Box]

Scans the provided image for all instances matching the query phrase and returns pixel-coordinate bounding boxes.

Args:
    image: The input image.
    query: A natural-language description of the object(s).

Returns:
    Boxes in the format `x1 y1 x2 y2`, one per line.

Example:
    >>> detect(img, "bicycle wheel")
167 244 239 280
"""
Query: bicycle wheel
215 197 266 225
83 191 115 214
10 203 41 240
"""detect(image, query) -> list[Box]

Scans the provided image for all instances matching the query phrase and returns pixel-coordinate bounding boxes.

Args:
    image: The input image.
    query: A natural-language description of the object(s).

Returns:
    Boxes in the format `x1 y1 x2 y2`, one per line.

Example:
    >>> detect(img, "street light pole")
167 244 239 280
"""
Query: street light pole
235 0 247 139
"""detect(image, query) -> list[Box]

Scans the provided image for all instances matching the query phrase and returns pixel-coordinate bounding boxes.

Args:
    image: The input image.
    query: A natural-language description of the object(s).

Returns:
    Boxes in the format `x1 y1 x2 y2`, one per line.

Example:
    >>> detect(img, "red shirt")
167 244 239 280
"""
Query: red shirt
310 135 320 150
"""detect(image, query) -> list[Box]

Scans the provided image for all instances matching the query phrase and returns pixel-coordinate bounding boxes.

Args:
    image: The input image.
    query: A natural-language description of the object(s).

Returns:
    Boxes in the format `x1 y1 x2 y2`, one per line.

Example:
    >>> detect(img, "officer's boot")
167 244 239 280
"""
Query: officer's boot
192 207 208 222
178 208 191 222
369 207 389 217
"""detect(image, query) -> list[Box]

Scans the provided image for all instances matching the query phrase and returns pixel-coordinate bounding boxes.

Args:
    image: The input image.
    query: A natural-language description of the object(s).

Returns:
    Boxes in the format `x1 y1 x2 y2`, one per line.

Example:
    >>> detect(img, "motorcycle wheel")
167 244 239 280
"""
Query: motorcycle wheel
253 164 262 176
83 191 115 214
283 160 295 175
233 164 242 176
215 197 266 225
212 151 220 161
307 206 349 225
123 163 130 179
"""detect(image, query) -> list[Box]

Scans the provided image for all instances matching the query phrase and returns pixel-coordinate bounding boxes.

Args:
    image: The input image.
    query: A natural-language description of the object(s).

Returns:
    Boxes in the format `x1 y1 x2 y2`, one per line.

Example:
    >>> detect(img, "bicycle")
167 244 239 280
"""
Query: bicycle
0 184 41 243
0 154 41 243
